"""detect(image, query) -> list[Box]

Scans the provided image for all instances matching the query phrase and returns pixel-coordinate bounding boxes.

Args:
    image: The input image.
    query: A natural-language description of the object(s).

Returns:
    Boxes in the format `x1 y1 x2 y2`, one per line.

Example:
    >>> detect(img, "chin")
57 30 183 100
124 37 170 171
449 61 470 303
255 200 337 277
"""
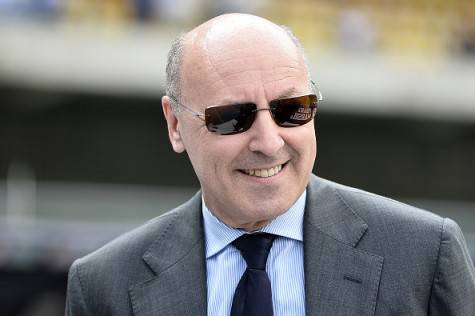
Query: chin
244 202 288 222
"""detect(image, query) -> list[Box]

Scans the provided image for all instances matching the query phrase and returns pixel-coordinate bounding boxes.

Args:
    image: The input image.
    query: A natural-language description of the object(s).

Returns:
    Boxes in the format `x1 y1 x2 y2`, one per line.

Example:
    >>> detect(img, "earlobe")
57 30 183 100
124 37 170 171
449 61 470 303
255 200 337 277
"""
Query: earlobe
162 96 186 153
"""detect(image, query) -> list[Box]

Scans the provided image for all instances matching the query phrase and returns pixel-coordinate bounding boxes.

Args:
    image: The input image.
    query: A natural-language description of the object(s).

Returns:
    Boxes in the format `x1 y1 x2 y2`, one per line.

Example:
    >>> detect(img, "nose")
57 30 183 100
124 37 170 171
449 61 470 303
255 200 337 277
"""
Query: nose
248 109 285 156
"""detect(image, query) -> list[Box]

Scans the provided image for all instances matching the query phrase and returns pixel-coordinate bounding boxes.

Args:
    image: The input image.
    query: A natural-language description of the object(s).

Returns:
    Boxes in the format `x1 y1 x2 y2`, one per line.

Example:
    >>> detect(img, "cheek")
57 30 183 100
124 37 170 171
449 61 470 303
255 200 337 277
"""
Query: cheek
207 137 247 168
186 134 246 178
308 132 317 166
308 130 317 159
180 130 211 178
288 125 317 159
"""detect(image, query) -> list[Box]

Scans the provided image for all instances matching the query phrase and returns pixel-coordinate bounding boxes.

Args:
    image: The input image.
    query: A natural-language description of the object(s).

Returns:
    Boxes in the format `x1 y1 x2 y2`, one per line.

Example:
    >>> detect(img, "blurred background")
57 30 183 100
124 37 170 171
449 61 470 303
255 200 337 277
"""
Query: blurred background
1 0 474 315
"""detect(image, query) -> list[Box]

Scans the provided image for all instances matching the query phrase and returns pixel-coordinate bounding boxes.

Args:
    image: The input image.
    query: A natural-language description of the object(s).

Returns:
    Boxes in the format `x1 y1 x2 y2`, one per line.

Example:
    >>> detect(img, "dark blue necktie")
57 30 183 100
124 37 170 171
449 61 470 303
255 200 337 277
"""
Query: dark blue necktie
231 233 276 316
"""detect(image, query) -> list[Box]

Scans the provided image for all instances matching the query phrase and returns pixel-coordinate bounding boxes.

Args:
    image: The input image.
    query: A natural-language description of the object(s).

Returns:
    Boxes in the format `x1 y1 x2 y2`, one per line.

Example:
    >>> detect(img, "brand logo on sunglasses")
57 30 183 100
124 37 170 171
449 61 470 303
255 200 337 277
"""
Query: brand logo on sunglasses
290 107 313 121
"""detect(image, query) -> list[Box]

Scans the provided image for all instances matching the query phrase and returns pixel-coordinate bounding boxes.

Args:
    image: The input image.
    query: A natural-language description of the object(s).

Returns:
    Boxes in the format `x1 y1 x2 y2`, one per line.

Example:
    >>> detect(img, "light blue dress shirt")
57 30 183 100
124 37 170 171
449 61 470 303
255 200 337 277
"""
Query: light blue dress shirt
202 190 306 316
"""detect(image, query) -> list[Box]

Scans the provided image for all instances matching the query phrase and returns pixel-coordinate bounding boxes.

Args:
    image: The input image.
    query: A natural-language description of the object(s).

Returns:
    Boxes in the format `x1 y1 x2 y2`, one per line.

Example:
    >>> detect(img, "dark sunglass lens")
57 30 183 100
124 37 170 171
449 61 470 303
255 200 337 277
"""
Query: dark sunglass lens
205 103 256 135
270 95 317 127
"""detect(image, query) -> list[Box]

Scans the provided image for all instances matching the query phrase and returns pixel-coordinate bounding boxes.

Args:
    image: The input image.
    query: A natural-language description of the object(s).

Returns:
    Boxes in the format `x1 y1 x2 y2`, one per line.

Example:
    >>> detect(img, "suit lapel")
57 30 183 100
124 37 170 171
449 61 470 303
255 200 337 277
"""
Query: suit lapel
304 176 384 315
129 193 207 316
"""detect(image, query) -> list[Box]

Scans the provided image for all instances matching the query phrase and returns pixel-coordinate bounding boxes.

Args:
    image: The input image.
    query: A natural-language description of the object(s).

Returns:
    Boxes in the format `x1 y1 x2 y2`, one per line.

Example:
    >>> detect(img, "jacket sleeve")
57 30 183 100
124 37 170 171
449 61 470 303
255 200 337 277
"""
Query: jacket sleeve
65 260 91 316
429 218 475 315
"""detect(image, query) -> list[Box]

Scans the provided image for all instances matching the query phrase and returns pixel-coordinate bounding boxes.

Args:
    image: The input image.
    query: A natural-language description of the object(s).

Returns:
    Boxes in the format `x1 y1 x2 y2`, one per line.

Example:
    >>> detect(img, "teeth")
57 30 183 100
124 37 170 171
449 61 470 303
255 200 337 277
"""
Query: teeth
244 164 284 178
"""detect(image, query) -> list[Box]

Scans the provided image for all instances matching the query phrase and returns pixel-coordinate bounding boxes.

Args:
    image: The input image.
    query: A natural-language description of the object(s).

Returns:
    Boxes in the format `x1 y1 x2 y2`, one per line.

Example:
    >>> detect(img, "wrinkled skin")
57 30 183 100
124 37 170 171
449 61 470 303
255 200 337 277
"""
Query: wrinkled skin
162 14 316 231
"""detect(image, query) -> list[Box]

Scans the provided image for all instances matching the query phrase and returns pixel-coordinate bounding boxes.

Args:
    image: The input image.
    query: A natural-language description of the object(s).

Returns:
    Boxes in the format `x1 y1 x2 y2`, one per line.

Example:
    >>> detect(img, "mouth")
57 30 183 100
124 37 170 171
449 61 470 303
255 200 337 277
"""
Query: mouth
239 162 287 178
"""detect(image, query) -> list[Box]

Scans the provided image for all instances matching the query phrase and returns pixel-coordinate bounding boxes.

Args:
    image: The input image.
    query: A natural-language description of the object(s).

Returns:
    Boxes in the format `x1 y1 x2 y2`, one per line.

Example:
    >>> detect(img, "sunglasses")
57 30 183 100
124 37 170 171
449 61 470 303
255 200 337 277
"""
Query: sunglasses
169 83 322 135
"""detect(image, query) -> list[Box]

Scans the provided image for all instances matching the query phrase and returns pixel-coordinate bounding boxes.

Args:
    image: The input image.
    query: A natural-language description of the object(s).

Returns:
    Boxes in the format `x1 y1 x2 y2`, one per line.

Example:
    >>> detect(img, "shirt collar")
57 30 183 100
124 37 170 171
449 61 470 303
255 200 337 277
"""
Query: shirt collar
202 190 306 259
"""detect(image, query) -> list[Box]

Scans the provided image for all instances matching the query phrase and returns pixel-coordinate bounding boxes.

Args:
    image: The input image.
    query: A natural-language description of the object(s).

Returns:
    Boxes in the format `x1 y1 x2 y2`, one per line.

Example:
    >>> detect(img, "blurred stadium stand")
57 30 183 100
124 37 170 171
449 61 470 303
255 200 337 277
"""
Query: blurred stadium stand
1 0 475 315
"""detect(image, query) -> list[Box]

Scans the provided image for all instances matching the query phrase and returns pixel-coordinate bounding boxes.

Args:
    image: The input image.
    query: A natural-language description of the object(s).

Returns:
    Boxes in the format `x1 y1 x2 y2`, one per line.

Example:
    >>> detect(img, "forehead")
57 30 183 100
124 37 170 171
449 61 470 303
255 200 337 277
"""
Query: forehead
206 21 301 70
180 20 308 105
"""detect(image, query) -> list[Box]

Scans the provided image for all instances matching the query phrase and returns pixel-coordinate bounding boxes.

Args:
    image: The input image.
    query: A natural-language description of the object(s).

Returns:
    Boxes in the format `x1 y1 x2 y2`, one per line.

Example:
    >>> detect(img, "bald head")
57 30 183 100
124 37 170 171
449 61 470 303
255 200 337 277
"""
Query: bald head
187 13 301 52
166 14 310 110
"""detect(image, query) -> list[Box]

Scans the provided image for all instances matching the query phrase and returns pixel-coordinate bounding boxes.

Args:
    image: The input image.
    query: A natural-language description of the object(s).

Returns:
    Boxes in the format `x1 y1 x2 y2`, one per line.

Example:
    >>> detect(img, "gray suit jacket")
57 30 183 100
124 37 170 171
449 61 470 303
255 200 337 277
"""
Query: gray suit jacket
65 175 475 315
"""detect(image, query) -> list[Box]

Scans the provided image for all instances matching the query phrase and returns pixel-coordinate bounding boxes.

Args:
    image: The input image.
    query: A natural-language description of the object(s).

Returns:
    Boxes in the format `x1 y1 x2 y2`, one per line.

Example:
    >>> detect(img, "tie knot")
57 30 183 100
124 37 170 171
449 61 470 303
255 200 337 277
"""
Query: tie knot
232 233 276 270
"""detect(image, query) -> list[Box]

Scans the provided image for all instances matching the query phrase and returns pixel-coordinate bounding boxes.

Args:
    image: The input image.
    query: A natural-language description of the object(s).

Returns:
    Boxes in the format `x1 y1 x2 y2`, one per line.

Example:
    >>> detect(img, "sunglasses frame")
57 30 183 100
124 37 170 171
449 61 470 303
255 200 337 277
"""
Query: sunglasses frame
168 80 323 134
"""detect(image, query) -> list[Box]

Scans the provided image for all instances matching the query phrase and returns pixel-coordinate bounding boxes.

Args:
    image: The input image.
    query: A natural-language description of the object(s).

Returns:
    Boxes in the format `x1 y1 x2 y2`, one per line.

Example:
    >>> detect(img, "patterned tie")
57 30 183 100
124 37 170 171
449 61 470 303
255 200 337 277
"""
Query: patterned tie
231 233 276 316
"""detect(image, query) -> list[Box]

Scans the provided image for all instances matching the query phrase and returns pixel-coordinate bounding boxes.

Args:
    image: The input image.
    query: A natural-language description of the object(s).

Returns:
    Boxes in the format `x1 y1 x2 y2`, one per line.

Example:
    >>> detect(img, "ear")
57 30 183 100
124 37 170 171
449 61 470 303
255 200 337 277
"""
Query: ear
162 96 186 153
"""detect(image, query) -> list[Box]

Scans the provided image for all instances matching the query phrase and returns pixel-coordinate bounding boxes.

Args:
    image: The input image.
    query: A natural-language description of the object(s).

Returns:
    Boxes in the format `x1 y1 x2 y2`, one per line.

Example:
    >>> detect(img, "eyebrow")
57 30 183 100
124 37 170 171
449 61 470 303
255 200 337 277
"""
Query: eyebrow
276 87 298 99
219 87 299 105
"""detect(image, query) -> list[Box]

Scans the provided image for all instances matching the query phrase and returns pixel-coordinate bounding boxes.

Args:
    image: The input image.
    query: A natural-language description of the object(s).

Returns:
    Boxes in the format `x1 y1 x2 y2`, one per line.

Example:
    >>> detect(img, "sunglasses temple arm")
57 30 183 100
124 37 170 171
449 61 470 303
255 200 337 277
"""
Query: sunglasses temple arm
310 80 323 101
191 113 206 122
168 96 206 122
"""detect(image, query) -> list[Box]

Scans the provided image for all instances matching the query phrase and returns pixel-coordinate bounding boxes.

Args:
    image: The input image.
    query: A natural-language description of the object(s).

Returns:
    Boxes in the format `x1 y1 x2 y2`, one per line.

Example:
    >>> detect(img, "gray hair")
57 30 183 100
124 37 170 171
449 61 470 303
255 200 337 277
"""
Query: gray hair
165 33 186 113
164 25 311 113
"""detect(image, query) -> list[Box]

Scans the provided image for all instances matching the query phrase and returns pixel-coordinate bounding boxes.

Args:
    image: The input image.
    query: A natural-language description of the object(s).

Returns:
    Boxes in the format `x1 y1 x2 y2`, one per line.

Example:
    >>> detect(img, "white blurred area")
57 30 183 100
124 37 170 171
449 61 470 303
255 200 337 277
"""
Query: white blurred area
0 0 474 120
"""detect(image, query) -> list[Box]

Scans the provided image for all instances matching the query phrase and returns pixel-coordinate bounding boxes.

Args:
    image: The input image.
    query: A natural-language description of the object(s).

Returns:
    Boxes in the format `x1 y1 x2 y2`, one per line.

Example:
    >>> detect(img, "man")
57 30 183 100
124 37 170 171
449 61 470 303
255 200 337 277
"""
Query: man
65 13 475 315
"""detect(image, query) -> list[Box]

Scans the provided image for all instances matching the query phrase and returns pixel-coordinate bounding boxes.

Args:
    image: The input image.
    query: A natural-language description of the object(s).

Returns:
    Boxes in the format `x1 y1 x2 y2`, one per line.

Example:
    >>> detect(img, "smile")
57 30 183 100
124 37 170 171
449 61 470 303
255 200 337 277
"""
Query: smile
242 164 284 178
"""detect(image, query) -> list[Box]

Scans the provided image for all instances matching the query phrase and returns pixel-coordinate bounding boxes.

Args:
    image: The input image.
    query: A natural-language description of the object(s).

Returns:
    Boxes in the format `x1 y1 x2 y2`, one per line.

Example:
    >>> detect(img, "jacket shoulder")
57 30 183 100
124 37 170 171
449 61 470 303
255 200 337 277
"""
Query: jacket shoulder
66 192 202 313
307 176 475 314
76 206 180 270
76 191 201 267
314 176 444 230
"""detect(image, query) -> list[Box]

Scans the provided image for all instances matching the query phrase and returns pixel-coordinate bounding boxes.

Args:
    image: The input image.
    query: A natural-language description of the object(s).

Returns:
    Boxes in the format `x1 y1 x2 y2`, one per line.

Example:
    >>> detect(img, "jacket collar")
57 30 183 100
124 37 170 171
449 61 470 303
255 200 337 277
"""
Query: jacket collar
305 175 368 247
304 175 383 315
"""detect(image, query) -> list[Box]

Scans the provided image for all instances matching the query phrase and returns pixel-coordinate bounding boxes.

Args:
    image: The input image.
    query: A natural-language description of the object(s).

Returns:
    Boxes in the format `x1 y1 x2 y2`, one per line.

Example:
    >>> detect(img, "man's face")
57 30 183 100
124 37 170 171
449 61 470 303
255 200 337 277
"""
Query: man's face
164 16 316 230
